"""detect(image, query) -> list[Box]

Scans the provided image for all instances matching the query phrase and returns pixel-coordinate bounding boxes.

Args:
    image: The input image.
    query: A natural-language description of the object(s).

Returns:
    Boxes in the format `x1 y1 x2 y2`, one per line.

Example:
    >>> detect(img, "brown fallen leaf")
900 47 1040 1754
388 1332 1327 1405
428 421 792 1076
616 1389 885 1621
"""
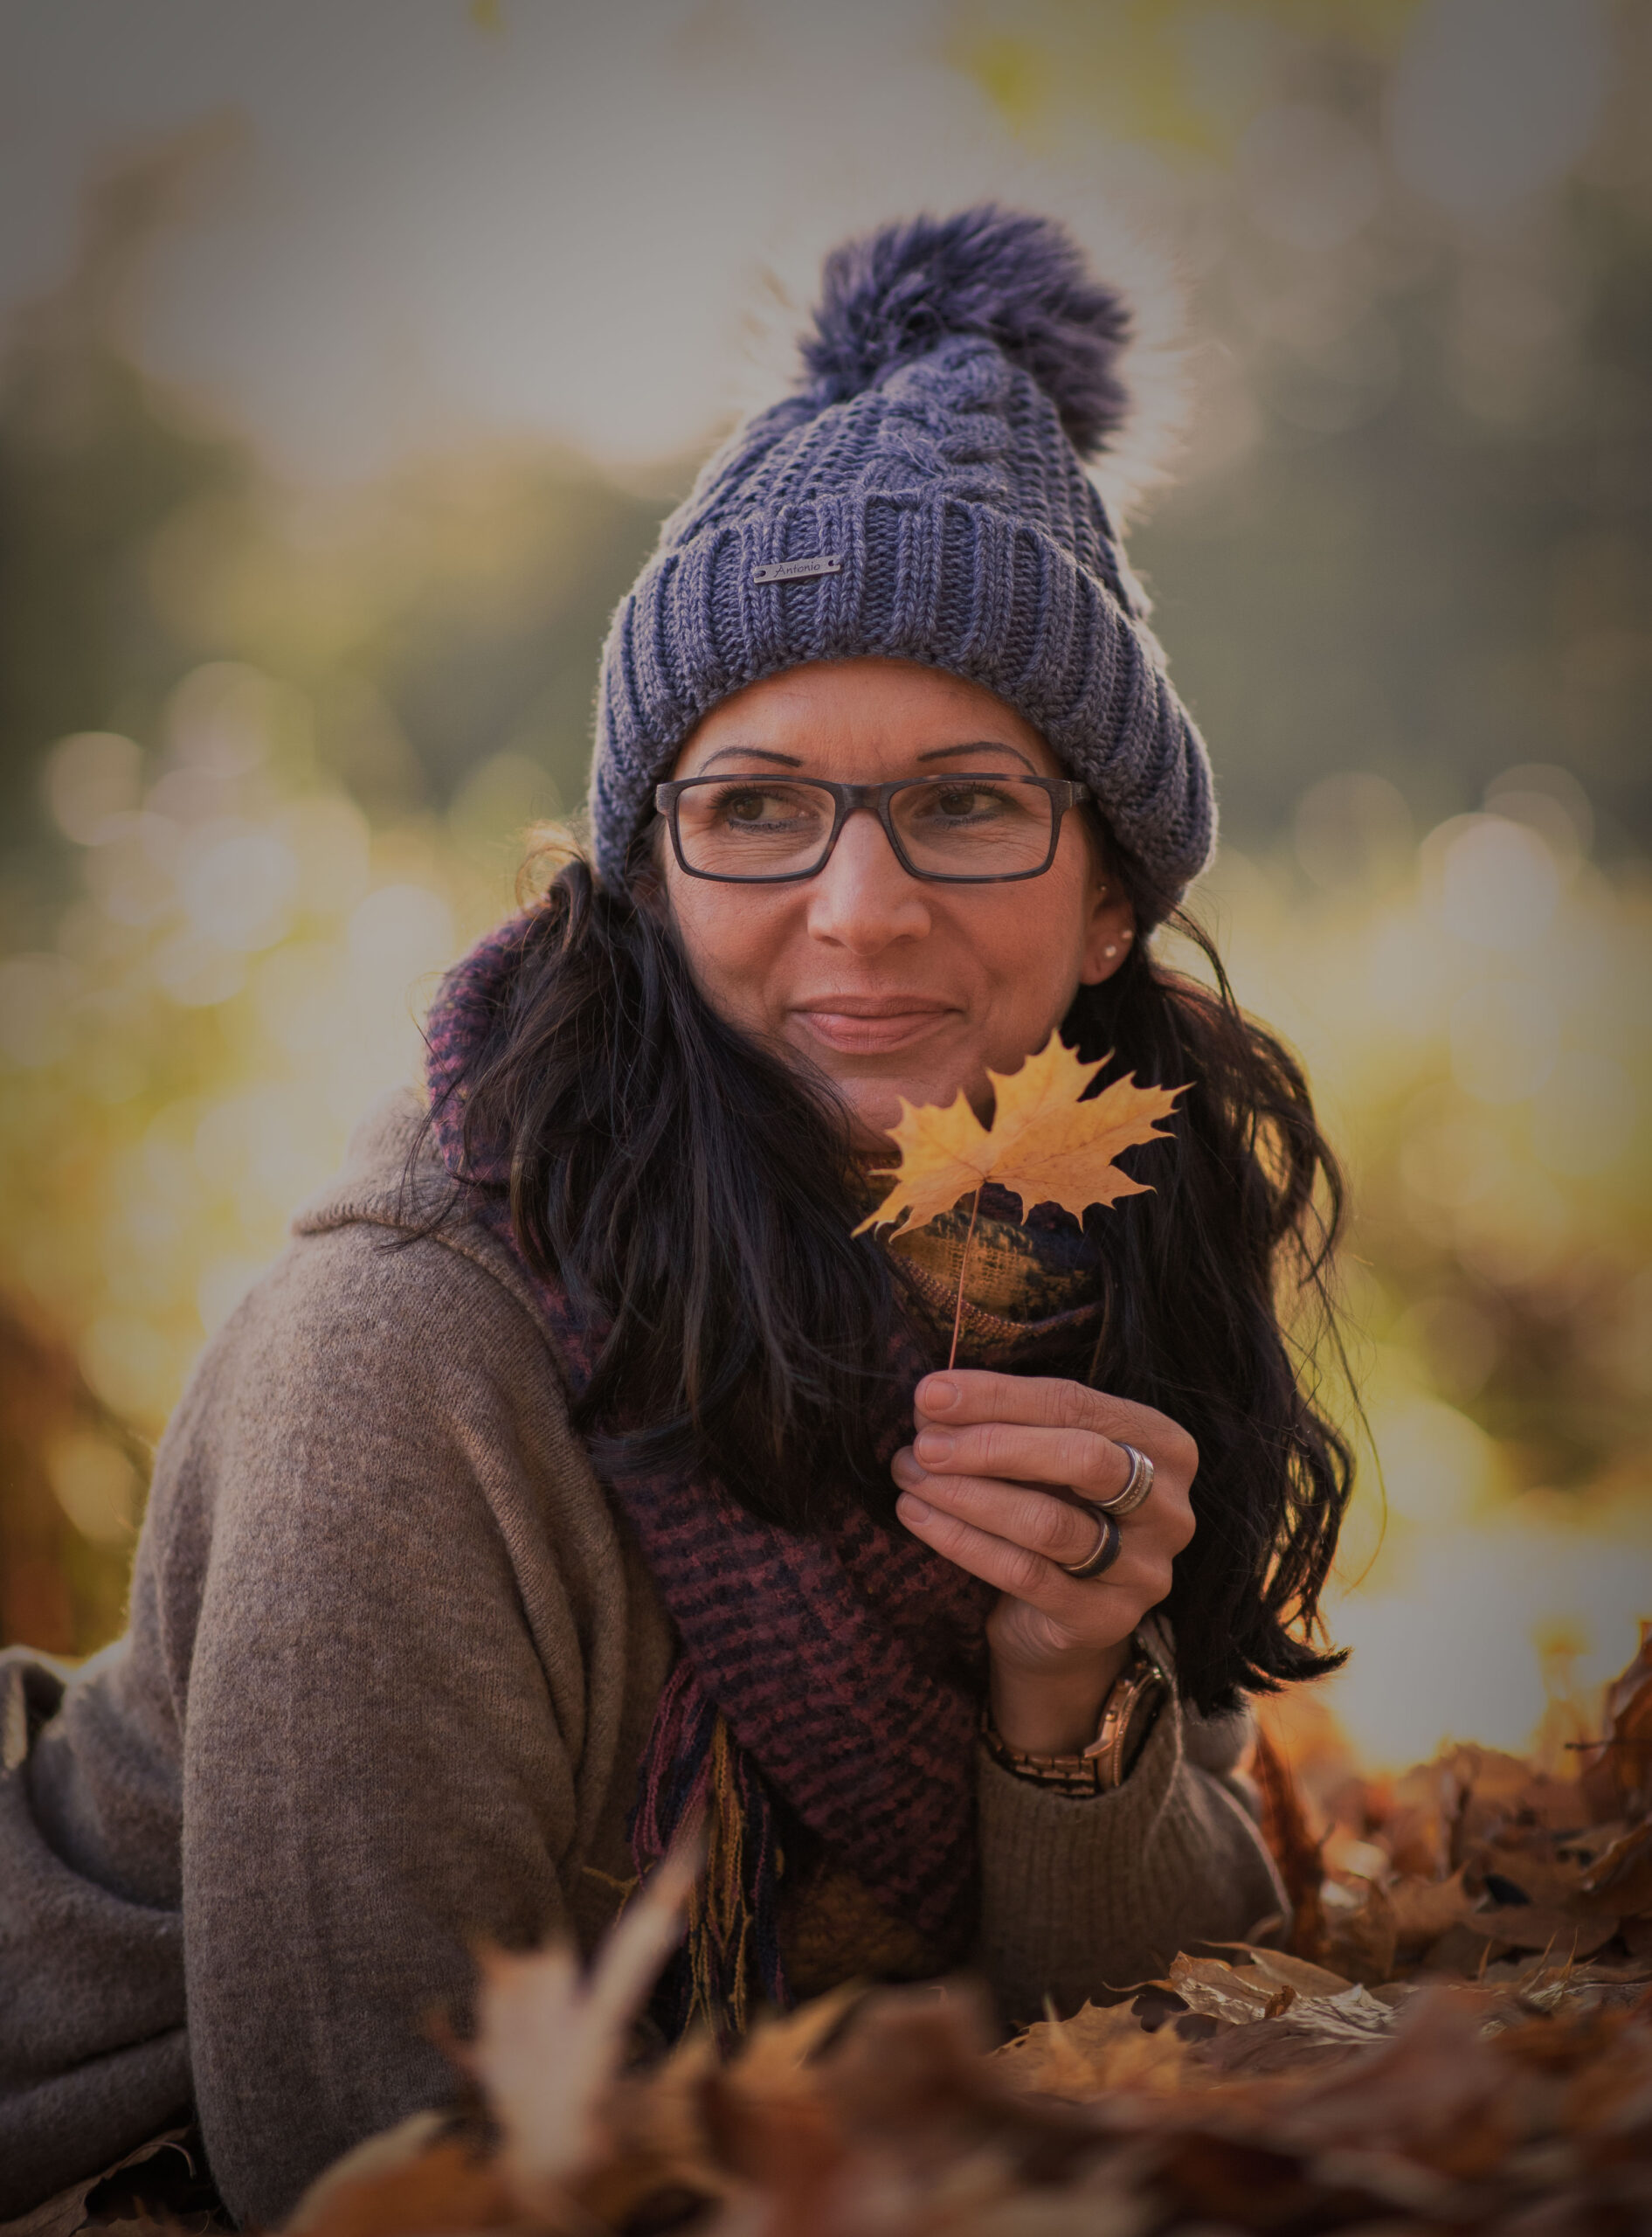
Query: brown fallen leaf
1448 1744 1587 1839
462 1830 702 2216
993 1996 1193 2097
1555 1999 1652 2138
1581 1820 1652 1919
1505 1957 1652 2013
854 1033 1182 1239
708 1983 1116 2236
1390 1866 1477 1955
1457 1902 1621 1958
682 1983 864 2198
1248 1719 1329 1963
1192 1942 1353 1998
577 1985 875 2230
1199 1984 1400 2077
1160 1954 1294 2028
3 2129 197 2237
282 2128 515 2237
1468 1821 1614 1912
1580 1621 1652 1822
1380 1760 1459 1880
1323 1876 1399 1985
1262 1987 1532 2178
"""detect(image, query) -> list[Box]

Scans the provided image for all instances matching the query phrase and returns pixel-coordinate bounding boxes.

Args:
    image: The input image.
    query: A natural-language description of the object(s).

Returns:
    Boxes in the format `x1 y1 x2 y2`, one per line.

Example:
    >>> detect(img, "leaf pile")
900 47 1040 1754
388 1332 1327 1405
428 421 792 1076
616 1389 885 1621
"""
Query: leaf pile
1248 1626 1652 1998
273 1635 1652 2237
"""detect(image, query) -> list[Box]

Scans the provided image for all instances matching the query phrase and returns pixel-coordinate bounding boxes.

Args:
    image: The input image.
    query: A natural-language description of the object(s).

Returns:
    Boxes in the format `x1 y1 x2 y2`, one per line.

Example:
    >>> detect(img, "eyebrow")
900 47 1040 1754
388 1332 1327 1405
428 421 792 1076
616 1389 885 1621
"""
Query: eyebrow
918 740 1036 772
697 738 1036 773
700 746 801 769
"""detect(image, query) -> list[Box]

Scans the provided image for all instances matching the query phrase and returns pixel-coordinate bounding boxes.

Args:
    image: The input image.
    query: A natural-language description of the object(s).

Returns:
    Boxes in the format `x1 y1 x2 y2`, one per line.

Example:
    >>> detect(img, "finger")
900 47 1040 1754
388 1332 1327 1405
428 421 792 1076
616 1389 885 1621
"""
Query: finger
912 1418 1140 1506
916 1372 1198 1476
894 1452 1185 1594
893 1448 1112 1568
895 1487 1172 1622
897 1489 1116 1607
909 1430 1196 1559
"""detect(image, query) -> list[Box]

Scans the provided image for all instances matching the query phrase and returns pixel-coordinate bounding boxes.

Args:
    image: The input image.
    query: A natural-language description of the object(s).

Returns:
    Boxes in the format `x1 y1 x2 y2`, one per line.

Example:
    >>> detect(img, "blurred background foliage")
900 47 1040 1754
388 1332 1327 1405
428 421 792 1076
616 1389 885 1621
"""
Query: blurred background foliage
1 0 1647 1768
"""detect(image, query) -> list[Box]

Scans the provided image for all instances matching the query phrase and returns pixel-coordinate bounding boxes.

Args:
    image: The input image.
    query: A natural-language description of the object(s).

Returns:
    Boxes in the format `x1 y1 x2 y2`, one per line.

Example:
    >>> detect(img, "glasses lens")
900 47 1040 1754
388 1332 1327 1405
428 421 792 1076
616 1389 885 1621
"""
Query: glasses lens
674 779 836 877
893 779 1054 876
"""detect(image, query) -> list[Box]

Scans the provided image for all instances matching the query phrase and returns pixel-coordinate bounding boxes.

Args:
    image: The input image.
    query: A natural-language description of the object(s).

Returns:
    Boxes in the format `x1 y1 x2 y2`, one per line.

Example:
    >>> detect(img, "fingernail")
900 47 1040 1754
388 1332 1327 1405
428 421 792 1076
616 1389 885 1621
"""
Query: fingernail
897 1492 932 1524
915 1429 953 1463
923 1376 959 1411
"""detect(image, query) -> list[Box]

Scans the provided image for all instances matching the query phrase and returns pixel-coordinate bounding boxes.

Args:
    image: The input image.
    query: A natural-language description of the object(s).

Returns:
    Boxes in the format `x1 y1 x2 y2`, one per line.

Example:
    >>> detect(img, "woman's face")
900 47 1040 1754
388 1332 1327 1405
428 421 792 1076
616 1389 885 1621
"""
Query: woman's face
659 657 1136 1149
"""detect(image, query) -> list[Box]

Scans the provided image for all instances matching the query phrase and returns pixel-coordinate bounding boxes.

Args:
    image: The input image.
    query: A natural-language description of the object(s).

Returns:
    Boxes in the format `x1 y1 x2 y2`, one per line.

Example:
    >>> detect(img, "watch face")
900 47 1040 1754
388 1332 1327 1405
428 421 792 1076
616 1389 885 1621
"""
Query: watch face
980 1651 1170 1792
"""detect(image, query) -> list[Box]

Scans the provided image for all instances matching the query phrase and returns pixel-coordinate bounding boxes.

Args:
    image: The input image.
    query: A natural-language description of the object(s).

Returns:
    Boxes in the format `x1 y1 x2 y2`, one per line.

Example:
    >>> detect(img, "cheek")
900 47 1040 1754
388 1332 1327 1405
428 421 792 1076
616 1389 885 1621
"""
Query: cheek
975 860 1092 986
665 878 790 1017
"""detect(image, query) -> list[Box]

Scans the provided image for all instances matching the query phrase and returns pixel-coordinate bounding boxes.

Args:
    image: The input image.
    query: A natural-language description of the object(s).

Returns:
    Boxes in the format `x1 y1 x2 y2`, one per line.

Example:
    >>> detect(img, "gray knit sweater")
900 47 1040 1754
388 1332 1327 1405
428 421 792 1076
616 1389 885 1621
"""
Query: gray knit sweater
0 1091 1283 2228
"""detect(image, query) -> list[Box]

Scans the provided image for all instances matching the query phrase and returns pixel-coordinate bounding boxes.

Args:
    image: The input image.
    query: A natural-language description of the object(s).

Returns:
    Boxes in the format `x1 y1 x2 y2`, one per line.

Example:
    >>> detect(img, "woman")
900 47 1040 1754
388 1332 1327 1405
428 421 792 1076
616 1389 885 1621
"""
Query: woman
0 207 1350 2227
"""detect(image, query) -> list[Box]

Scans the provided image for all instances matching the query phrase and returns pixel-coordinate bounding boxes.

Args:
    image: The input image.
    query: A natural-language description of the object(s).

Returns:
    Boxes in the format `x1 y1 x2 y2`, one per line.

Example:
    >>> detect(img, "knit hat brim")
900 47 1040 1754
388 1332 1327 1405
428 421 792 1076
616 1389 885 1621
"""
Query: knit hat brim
594 485 1213 907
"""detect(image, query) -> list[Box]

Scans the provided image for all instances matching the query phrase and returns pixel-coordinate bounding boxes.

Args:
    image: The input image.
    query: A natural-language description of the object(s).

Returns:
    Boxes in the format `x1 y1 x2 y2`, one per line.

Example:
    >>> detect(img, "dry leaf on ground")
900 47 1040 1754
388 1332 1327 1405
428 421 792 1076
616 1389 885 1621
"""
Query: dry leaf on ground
462 1833 701 2212
1582 1819 1652 1917
1580 1620 1652 1820
284 2126 513 2237
993 1995 1192 2097
1389 1866 1477 1954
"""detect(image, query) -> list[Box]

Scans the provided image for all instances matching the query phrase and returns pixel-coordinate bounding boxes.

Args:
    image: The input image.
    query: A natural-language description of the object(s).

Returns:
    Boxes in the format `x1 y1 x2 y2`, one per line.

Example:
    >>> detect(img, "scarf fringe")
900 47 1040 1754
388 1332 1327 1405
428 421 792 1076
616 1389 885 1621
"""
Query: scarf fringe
631 1659 788 2041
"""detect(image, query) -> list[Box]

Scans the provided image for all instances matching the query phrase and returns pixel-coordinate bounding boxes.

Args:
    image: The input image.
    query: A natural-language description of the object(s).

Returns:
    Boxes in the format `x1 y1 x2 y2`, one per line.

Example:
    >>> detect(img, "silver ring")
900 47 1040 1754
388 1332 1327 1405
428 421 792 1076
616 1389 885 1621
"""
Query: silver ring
1059 1508 1122 1579
1097 1443 1154 1518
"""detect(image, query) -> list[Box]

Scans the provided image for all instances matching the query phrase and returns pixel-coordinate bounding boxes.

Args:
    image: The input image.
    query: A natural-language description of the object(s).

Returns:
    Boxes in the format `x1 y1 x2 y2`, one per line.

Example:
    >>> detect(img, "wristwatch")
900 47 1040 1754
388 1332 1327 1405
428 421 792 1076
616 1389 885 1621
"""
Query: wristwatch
979 1638 1170 1797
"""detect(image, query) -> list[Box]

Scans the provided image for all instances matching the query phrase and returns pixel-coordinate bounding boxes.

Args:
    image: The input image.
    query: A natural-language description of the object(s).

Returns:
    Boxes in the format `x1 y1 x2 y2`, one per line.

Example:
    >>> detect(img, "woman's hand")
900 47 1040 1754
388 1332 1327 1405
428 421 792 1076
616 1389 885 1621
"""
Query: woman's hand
891 1370 1197 1757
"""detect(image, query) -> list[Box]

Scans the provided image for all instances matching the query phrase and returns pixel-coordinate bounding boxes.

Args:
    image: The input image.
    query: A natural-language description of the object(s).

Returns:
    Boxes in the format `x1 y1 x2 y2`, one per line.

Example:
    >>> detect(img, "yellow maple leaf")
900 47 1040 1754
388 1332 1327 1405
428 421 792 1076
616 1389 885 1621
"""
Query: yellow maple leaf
853 1032 1184 1238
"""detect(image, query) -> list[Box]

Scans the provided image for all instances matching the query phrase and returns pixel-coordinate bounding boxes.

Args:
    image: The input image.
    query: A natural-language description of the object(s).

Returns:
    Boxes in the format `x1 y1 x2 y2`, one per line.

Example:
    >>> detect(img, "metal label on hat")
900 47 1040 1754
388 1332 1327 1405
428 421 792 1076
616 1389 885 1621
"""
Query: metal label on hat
751 555 842 585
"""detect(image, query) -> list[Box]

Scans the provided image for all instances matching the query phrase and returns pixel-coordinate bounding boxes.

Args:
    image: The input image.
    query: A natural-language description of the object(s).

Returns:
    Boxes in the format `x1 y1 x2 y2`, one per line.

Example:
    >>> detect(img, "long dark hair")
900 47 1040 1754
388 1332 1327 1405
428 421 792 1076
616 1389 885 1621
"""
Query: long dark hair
430 827 1351 1717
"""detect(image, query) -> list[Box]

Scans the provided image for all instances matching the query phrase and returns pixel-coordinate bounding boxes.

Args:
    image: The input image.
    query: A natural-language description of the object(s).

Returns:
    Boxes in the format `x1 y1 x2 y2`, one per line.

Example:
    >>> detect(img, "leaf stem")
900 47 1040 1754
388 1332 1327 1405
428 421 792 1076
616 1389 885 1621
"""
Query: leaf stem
946 1186 982 1373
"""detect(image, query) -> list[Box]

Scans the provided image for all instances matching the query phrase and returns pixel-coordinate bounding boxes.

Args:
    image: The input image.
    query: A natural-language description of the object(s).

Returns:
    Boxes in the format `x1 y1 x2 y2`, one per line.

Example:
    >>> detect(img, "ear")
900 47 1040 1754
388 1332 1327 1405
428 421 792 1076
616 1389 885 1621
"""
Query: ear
1077 871 1137 986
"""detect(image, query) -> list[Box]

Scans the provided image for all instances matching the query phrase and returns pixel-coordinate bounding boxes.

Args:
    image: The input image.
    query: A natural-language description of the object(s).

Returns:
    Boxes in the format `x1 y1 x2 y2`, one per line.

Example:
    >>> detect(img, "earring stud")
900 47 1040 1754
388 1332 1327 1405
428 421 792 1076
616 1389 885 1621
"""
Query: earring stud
1103 944 1118 959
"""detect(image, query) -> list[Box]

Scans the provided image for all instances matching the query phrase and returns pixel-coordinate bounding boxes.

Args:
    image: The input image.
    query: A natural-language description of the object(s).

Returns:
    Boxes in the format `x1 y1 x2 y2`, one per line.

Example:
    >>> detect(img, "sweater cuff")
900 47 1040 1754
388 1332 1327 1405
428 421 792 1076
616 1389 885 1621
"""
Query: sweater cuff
972 1695 1284 2032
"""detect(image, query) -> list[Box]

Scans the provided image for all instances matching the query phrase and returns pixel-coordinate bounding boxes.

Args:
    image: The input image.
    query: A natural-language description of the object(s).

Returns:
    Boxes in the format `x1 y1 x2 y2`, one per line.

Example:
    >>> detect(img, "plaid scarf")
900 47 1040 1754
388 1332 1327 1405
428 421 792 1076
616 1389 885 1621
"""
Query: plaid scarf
425 915 1102 2033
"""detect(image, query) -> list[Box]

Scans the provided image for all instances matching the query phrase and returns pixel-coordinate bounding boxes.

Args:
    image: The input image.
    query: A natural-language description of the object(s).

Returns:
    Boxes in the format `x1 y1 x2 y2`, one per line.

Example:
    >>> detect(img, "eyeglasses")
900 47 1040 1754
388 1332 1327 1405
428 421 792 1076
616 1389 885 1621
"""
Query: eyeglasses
653 774 1092 883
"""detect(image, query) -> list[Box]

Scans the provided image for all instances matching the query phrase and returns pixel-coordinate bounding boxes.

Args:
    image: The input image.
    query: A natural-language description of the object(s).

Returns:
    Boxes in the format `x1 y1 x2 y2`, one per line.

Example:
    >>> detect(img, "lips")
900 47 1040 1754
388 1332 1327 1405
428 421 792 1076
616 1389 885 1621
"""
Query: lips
797 996 952 1018
791 996 957 1054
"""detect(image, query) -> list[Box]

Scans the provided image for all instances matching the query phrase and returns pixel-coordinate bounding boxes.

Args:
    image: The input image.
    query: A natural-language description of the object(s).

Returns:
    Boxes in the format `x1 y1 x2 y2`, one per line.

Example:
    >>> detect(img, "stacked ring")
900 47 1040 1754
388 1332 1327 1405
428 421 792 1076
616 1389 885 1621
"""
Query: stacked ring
1097 1442 1154 1518
1058 1508 1122 1579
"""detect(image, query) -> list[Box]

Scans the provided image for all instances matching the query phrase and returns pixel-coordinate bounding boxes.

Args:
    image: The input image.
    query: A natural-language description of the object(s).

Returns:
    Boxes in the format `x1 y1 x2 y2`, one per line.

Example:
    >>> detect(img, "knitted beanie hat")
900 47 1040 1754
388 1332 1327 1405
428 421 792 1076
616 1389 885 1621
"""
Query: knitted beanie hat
590 205 1214 912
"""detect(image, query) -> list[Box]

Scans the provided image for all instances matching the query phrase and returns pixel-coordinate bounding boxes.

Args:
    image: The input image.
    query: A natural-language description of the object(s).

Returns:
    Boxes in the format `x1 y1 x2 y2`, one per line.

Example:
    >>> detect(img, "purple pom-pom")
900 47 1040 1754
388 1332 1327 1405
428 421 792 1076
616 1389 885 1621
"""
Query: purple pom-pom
798 205 1131 458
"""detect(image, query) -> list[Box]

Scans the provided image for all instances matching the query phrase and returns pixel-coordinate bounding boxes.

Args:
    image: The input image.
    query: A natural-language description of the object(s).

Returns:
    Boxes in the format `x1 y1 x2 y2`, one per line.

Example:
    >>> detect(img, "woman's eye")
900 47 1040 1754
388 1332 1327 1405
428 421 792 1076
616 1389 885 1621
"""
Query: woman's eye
709 786 804 821
703 785 825 831
930 786 1006 820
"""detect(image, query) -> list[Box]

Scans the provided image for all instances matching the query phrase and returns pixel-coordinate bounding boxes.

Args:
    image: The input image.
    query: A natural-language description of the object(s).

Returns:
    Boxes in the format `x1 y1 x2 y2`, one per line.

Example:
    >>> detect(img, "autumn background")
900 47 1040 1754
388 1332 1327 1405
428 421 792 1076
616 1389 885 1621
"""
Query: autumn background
1 0 1648 1783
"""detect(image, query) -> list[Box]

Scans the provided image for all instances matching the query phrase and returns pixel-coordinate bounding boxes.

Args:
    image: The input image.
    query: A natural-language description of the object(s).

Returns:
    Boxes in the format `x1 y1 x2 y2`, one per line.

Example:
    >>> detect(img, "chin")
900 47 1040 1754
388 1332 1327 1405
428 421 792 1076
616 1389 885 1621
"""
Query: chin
837 1086 906 1153
838 1068 973 1153
810 1063 918 1146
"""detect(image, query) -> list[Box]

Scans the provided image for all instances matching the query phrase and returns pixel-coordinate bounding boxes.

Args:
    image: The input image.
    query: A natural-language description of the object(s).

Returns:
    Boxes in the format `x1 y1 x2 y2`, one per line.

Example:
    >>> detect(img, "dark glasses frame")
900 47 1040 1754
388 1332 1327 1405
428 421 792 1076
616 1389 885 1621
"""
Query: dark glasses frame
652 773 1093 884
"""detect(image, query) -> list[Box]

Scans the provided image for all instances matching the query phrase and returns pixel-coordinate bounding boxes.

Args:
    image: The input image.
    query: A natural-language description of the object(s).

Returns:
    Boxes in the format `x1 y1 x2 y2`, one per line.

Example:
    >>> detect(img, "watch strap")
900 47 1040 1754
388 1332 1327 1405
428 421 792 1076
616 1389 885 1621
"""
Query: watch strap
979 1639 1170 1796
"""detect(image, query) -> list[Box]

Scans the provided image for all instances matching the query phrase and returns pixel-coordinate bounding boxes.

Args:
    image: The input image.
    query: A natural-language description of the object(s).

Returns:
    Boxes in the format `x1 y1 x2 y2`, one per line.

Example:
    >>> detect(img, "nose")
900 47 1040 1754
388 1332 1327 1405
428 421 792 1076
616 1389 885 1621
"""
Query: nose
804 804 931 952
